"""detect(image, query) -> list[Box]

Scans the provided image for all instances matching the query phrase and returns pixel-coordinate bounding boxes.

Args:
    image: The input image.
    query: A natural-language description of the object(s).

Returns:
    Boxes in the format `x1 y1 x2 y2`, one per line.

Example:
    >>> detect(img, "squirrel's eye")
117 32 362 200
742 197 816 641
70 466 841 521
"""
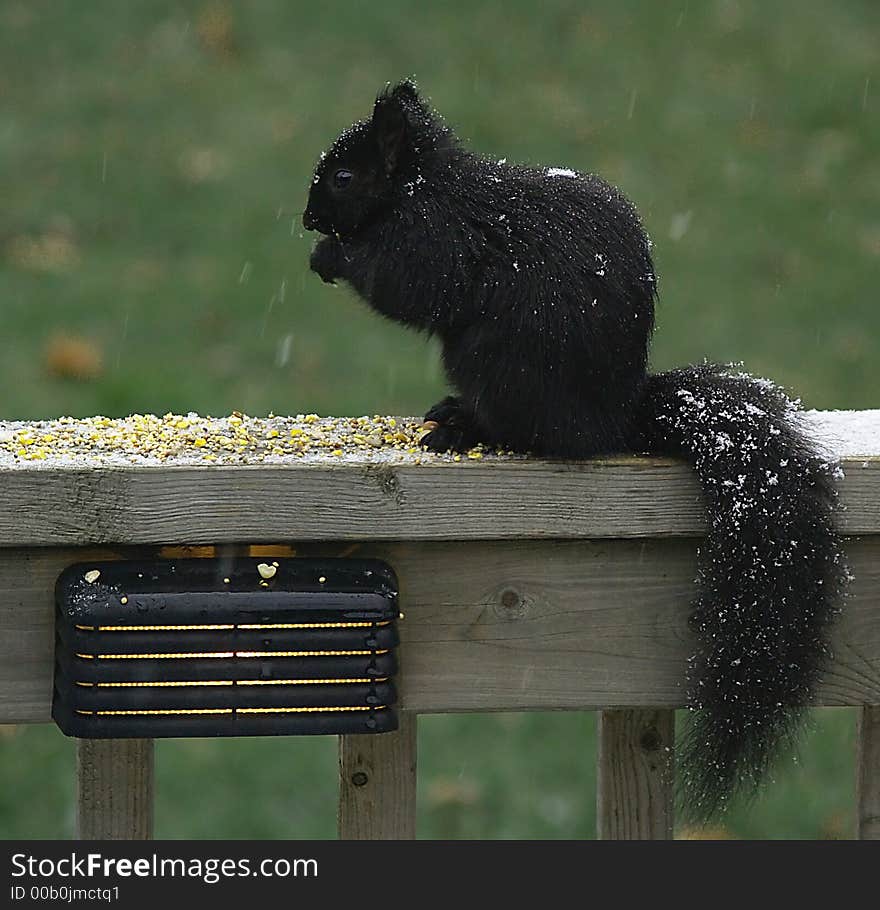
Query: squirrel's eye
333 169 353 189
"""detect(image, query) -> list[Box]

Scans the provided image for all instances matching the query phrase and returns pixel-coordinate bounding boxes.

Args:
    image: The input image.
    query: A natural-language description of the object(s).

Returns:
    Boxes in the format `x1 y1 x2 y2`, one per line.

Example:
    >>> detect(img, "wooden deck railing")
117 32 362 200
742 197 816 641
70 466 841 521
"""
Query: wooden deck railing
1 411 878 839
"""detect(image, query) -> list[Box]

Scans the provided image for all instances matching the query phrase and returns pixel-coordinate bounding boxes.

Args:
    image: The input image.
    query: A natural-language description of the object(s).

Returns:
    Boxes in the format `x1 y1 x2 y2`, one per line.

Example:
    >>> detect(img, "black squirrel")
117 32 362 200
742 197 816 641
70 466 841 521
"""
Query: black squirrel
302 79 847 820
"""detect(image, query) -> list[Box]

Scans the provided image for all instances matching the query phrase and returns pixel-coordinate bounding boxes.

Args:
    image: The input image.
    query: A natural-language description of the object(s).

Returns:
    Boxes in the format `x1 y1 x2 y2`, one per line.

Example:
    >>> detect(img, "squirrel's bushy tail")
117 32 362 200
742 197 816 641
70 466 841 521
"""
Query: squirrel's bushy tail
641 364 847 820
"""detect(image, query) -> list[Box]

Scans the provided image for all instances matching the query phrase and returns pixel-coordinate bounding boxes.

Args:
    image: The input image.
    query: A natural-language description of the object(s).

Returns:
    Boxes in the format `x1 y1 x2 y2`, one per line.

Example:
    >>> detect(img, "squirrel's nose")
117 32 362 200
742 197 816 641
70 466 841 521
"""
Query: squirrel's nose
302 210 318 231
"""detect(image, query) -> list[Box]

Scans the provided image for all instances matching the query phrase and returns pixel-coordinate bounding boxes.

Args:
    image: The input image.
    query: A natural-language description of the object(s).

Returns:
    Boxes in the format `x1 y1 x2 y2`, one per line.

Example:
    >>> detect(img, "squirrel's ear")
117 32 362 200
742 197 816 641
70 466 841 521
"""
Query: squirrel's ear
372 93 410 175
388 78 421 106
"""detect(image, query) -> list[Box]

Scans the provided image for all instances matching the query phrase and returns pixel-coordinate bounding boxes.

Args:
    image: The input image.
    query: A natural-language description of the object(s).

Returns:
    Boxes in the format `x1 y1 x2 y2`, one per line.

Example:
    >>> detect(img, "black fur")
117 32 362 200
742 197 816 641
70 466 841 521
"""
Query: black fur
303 80 847 820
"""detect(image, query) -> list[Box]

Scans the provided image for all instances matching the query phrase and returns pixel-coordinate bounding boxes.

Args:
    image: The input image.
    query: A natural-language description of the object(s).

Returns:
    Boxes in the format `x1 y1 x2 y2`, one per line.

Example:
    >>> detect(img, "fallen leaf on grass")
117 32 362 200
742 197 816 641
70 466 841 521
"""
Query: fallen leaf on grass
44 334 104 381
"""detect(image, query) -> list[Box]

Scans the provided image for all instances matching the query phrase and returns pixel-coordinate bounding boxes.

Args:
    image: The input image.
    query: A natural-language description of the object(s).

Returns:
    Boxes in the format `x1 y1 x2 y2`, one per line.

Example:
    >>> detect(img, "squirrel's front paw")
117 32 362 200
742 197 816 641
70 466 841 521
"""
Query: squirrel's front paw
423 396 464 425
420 424 475 454
310 236 343 285
420 397 479 453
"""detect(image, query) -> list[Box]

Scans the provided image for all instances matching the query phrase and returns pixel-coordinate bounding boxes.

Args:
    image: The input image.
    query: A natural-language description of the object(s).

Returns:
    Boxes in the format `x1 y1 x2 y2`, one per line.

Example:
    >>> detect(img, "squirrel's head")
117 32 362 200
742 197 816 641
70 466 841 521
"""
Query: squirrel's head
303 79 451 238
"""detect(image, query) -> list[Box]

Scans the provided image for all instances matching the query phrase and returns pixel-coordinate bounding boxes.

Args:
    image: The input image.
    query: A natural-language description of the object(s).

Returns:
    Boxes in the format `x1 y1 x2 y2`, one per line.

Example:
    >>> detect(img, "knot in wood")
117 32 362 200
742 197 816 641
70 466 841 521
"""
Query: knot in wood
639 727 662 753
495 588 528 620
366 466 405 505
351 771 369 787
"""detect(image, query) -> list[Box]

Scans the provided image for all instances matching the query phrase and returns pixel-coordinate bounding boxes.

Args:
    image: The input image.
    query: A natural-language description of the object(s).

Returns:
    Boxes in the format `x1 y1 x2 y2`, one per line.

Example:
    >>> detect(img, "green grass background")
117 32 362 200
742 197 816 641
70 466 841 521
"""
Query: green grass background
0 0 877 839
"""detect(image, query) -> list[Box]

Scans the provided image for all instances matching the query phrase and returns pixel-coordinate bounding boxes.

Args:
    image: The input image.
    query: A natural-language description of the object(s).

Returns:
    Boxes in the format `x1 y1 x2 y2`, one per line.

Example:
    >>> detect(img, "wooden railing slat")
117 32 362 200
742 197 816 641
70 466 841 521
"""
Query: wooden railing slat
597 709 675 839
76 738 154 839
857 706 880 839
338 712 417 839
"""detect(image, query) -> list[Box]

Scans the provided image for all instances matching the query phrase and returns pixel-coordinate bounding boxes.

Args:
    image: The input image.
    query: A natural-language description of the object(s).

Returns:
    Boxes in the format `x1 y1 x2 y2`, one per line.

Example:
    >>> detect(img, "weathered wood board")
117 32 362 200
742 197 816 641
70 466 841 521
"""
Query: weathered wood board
0 458 877 545
76 739 154 839
338 712 417 839
2 537 878 724
597 709 675 839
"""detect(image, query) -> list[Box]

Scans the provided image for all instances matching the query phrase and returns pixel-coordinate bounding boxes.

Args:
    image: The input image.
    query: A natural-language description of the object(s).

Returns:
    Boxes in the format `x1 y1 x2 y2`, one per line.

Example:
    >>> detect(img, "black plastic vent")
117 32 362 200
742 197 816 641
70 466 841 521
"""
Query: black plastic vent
53 558 399 738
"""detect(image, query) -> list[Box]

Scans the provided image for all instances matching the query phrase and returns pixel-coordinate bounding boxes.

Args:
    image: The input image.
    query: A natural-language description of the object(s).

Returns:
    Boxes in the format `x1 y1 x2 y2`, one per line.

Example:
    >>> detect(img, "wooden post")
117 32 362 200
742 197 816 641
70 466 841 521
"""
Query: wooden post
76 739 154 839
597 709 674 839
338 712 417 839
857 706 880 839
